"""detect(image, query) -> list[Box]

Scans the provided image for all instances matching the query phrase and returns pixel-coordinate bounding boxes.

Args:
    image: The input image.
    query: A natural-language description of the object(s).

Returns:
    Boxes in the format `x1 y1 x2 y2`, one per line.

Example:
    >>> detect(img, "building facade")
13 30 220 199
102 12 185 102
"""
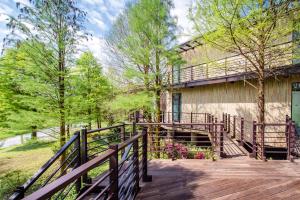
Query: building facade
162 39 300 134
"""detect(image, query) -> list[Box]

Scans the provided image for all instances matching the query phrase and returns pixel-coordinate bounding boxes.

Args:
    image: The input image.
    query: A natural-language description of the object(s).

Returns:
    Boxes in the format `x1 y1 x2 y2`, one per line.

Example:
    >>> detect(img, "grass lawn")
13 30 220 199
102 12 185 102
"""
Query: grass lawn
0 128 29 140
0 140 54 199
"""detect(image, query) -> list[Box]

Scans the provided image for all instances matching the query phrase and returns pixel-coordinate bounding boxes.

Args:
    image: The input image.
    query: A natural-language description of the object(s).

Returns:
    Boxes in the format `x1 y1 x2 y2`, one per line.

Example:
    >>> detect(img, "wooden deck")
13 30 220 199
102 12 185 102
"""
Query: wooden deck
137 158 300 200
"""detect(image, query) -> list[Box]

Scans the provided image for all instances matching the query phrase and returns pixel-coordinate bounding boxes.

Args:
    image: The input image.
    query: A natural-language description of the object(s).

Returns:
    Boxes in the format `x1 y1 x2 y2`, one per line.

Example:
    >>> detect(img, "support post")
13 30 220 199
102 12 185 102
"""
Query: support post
81 128 89 184
232 116 236 139
142 127 152 182
261 123 266 161
220 122 225 158
120 123 125 156
75 132 81 193
190 112 193 129
227 114 231 134
239 118 244 146
133 136 140 193
250 121 257 158
109 144 118 200
214 118 218 145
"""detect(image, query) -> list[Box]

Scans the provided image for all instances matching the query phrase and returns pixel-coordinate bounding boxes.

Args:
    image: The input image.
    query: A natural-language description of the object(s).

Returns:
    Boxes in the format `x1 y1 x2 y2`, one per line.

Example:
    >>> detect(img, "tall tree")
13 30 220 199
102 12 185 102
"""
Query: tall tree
0 42 56 138
69 52 112 130
4 0 88 147
190 0 300 124
107 0 182 122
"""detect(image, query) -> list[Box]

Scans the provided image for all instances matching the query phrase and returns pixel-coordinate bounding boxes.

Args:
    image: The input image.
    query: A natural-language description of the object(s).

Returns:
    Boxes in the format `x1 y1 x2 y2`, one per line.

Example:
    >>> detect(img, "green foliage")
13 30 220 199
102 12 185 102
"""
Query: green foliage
0 170 29 199
107 0 184 121
3 0 88 144
68 52 112 128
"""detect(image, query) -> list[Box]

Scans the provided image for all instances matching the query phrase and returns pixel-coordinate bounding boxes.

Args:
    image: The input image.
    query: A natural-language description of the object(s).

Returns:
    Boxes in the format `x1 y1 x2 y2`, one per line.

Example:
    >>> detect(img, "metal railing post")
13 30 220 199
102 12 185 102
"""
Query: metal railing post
250 121 257 158
190 112 193 129
81 128 89 184
109 144 118 200
74 131 81 193
239 118 244 146
133 135 140 193
214 118 218 145
261 123 266 161
142 127 152 182
232 116 236 139
220 122 225 158
227 114 231 134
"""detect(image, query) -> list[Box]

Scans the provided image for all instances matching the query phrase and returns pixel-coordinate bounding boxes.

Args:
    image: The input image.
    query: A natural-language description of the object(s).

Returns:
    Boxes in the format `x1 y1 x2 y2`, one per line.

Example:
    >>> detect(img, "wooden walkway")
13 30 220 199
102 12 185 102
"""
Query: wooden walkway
137 159 300 200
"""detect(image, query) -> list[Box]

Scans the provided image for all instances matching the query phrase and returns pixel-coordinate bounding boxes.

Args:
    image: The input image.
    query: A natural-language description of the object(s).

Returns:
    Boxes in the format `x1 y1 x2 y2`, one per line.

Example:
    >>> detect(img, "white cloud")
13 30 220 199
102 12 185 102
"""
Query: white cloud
172 0 194 44
79 35 107 63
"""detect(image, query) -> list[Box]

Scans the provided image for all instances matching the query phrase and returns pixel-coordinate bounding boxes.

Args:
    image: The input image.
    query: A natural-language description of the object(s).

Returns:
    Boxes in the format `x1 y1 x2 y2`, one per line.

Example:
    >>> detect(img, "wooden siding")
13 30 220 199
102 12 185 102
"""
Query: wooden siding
163 75 300 147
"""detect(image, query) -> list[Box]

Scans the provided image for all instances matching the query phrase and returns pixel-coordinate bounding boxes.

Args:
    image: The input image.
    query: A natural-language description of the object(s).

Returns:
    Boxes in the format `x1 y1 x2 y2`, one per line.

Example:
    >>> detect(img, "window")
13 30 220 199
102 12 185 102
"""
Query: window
172 93 181 122
172 65 181 84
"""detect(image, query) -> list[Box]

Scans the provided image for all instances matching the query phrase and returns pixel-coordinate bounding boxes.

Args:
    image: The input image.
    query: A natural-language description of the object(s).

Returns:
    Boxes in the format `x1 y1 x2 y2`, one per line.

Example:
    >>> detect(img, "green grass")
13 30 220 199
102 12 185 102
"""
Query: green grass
0 128 29 140
0 140 54 199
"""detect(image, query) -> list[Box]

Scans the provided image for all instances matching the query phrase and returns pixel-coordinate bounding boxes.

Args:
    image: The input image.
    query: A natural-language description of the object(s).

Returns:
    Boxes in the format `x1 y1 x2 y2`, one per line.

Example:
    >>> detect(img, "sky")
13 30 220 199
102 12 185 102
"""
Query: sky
0 0 194 65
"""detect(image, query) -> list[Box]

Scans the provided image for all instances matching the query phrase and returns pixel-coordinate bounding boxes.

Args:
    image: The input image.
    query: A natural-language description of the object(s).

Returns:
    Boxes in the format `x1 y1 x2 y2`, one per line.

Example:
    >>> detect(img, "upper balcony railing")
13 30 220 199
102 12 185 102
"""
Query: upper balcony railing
171 41 296 85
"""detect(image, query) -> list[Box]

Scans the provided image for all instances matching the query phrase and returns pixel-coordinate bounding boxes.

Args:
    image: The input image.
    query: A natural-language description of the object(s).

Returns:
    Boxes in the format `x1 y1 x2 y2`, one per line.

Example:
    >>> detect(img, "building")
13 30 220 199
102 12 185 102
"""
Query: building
162 37 300 135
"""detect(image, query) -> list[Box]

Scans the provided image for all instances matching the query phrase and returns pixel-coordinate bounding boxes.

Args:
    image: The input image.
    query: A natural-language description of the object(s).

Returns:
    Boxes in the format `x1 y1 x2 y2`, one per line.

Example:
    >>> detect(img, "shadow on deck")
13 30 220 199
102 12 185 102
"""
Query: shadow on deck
137 159 300 200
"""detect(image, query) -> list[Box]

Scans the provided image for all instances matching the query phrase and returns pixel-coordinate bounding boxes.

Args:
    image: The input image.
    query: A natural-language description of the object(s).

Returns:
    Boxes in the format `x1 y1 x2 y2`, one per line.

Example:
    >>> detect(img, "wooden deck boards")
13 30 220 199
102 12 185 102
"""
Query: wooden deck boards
136 159 300 200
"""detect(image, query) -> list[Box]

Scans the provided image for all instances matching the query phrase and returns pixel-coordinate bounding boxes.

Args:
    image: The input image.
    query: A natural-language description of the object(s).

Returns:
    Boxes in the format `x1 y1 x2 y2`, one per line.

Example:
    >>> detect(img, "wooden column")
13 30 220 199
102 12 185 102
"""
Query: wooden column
220 122 225 158
133 136 140 193
232 116 236 139
80 128 89 184
142 127 152 182
75 131 81 193
250 121 257 158
109 144 118 200
239 118 244 146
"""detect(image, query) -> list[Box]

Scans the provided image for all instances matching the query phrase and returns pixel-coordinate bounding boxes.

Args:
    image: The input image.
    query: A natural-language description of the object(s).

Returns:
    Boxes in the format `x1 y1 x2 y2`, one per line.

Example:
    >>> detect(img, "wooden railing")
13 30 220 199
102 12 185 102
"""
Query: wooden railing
135 111 297 161
18 126 151 200
223 113 297 161
9 133 81 200
171 42 293 85
9 124 138 200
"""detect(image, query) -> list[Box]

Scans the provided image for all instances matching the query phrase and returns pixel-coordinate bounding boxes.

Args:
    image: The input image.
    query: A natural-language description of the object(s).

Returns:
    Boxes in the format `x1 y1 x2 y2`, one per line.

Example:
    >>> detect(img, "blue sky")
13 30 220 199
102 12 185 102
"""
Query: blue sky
0 0 193 64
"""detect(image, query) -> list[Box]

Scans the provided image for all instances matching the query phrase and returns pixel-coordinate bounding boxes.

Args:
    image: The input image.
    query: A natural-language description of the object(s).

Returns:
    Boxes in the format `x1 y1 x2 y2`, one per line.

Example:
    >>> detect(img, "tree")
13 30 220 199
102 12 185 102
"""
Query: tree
190 0 300 124
4 0 88 147
0 42 56 138
69 52 112 130
107 0 183 122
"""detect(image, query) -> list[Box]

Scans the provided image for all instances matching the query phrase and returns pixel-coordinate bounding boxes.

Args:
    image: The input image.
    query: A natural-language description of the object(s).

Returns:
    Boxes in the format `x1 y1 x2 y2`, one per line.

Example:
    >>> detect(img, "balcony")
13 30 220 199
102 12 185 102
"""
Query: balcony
171 42 300 88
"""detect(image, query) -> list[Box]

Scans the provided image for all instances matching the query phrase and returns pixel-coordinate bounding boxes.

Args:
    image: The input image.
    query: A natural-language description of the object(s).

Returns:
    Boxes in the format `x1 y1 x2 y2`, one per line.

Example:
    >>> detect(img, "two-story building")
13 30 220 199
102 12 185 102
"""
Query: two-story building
162 37 300 134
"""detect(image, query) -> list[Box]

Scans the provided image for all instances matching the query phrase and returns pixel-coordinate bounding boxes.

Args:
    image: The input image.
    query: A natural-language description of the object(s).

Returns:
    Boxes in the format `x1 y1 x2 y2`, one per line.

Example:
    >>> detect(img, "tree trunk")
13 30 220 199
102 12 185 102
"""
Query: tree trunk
66 124 70 140
88 107 92 130
31 125 37 140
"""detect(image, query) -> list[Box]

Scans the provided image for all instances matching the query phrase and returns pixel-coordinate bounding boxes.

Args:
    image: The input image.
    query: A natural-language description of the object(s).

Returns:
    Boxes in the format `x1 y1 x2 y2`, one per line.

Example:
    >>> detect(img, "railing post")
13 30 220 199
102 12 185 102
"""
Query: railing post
239 118 244 146
250 121 257 159
81 128 89 184
190 112 193 129
75 131 82 193
142 127 152 182
120 123 126 156
208 114 211 133
261 123 266 161
132 122 136 137
133 135 140 193
227 114 231 134
232 116 236 139
225 114 228 132
214 118 218 145
109 144 118 200
220 121 225 158
172 123 176 161
191 66 194 81
134 111 140 123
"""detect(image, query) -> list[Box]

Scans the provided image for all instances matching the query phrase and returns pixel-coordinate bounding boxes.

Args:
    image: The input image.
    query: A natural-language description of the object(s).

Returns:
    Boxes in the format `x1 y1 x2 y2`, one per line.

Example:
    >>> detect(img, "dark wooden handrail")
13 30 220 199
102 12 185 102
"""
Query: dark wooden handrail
22 132 147 200
86 123 125 134
23 149 115 200
9 132 80 200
